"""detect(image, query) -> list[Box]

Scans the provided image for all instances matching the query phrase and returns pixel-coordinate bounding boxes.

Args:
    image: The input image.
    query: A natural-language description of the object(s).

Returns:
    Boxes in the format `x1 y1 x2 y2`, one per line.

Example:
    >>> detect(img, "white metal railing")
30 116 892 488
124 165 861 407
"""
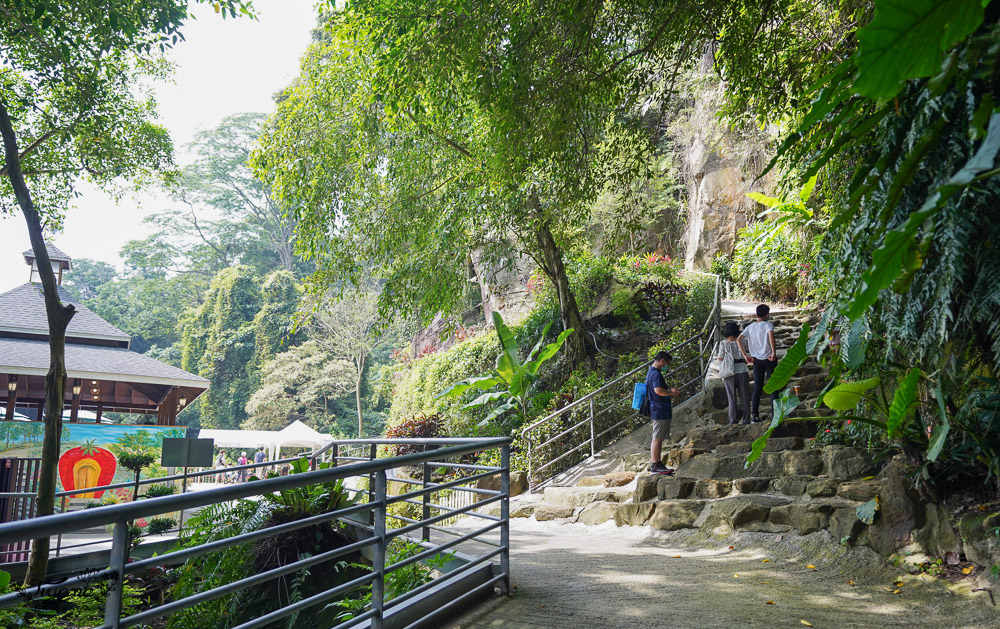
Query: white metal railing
0 437 511 629
521 274 720 489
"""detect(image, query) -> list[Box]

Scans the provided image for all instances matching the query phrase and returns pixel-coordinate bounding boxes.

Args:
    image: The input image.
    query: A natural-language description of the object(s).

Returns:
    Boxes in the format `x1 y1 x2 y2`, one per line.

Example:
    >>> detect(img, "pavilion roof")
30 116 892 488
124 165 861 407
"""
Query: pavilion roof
23 242 72 270
0 337 208 388
0 283 130 345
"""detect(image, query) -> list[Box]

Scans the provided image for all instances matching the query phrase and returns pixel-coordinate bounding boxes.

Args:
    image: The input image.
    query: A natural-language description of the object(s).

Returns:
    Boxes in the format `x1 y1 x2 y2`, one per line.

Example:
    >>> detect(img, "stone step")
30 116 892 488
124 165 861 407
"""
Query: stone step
714 436 805 455
542 485 634 509
670 445 876 482
634 469 877 504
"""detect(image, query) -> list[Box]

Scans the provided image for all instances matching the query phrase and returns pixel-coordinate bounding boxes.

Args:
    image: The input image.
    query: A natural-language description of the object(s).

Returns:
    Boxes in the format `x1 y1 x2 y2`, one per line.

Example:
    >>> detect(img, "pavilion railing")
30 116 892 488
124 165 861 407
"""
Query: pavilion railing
0 437 511 629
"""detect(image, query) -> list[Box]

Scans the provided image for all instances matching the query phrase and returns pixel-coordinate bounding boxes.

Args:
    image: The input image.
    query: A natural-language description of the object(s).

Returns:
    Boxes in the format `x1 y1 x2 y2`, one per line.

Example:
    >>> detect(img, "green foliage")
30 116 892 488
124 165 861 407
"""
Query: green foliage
144 483 176 499
180 265 262 429
856 497 880 525
610 288 641 325
243 340 354 431
439 311 573 427
854 0 985 99
252 271 303 370
731 220 804 303
379 328 501 436
62 582 146 626
147 517 177 535
117 449 157 475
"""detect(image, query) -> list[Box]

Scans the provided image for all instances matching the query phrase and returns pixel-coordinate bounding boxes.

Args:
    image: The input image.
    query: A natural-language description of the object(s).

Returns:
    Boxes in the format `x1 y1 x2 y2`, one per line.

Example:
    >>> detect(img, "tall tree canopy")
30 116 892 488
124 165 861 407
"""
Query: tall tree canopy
0 0 252 583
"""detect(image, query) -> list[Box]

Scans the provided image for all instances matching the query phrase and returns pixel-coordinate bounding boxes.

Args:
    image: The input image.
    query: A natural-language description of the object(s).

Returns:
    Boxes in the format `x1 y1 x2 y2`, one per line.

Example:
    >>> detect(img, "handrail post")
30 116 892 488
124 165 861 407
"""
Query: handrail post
421 462 431 542
371 469 387 629
368 443 377 526
526 436 533 492
331 443 339 467
56 495 66 557
588 398 596 458
104 517 129 628
500 444 510 595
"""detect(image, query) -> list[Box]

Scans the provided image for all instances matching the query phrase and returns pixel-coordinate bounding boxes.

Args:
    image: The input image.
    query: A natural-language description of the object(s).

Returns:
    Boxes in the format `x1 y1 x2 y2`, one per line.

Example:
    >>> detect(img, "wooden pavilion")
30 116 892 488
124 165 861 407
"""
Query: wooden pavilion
0 244 208 426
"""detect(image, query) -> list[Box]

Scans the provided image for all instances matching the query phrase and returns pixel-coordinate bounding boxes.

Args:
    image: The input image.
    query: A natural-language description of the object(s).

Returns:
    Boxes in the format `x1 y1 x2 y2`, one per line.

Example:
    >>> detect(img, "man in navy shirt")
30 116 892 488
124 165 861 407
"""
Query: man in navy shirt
647 351 681 475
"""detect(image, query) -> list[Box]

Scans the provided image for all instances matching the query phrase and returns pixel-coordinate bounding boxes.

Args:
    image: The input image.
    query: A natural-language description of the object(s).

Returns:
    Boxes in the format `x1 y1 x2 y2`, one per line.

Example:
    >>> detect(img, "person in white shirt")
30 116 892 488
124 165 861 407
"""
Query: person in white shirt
737 304 779 423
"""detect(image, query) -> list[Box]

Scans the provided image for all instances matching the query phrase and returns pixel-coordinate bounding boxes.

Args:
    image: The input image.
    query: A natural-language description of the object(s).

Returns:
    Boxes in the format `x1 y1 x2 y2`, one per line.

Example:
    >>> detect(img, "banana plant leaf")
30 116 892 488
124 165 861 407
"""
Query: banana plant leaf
436 375 503 399
822 377 881 411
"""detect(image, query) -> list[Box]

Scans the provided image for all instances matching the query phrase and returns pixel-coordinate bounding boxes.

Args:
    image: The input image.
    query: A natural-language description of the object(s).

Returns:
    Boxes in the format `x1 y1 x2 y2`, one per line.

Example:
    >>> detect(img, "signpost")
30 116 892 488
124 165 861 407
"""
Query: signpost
161 438 214 532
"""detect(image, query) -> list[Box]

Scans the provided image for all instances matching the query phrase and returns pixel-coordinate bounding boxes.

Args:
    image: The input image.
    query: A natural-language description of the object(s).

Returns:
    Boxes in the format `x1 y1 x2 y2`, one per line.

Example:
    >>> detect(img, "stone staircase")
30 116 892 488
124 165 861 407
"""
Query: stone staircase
520 421 879 544
502 308 887 541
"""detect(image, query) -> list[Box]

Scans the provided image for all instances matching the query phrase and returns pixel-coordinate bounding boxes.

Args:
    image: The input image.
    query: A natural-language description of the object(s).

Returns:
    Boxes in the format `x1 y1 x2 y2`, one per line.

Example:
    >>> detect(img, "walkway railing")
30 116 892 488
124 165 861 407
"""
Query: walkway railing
0 452 326 561
0 437 511 629
521 274 720 489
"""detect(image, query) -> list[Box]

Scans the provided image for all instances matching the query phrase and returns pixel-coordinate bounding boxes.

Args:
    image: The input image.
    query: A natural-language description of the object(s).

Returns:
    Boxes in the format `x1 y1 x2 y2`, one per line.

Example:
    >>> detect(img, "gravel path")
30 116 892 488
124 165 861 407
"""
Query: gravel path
443 518 999 629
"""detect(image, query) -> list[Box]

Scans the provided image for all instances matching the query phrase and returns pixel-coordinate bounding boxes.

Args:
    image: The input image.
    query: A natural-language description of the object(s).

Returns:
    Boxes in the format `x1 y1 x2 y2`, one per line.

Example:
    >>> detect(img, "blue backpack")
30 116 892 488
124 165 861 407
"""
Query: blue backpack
633 383 650 417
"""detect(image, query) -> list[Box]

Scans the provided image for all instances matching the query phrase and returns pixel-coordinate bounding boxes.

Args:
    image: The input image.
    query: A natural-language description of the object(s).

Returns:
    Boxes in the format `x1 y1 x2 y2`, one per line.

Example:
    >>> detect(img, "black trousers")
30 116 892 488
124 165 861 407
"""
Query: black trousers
751 358 780 418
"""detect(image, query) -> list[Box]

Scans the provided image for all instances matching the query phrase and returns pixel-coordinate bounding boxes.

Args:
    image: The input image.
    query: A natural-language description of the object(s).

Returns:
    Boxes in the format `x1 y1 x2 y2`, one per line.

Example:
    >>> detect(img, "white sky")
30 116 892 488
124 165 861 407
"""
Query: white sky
0 1 318 292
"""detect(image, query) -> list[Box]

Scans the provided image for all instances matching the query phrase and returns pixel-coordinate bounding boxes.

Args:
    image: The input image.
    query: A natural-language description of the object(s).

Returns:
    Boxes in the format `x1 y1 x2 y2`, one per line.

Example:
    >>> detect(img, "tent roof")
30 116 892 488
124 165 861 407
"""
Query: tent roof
198 421 335 450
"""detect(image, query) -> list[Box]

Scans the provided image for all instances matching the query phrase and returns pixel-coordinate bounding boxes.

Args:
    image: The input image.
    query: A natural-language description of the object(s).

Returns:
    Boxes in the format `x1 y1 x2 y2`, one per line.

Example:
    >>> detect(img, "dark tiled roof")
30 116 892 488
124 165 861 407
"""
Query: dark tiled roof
0 283 131 342
23 242 72 268
0 337 208 387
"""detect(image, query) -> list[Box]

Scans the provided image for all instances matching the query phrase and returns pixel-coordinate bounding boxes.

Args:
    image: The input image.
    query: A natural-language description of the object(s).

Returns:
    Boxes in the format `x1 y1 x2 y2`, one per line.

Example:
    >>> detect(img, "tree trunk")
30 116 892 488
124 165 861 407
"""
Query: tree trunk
0 101 76 587
355 353 366 438
531 209 587 364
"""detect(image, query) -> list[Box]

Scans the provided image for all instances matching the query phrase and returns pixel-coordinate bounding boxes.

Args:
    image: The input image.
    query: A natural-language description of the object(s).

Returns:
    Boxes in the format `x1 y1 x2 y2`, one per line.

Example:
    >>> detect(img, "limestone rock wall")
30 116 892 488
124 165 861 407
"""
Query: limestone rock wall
668 55 775 271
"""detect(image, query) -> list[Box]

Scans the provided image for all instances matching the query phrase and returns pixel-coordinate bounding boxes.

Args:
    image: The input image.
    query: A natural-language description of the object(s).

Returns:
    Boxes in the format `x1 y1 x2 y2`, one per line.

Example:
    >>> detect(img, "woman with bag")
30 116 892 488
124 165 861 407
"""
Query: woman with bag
714 321 751 425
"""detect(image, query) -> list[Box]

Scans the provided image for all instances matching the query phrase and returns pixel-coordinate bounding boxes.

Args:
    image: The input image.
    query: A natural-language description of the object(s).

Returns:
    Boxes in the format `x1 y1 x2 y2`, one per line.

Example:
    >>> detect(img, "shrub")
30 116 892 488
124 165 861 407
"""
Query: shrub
731 221 802 303
144 483 176 498
384 413 442 456
147 517 177 535
610 288 641 324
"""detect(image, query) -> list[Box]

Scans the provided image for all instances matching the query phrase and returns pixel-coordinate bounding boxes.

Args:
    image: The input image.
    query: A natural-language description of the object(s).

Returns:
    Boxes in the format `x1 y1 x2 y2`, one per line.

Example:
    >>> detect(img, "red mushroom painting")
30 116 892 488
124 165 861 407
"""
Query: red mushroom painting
58 439 117 499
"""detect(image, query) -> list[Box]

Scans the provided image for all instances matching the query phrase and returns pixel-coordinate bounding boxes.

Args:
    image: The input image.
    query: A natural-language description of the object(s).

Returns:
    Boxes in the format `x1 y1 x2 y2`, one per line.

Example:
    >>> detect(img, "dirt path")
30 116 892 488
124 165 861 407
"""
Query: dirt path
444 518 998 629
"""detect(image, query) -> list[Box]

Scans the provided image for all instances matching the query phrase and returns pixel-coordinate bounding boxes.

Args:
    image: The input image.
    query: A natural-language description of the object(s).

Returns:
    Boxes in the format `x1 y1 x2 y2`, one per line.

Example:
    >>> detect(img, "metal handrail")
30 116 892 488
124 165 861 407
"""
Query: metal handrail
0 437 512 629
521 273 720 489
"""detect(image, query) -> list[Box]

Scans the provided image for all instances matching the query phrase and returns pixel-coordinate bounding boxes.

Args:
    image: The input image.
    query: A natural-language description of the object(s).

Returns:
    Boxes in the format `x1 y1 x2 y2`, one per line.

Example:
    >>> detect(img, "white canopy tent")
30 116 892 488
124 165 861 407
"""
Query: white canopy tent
197 420 336 463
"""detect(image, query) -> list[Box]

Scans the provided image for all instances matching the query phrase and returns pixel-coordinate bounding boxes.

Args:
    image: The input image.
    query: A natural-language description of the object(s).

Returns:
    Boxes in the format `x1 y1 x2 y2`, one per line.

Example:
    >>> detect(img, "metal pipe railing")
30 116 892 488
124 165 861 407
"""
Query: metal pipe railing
0 437 512 629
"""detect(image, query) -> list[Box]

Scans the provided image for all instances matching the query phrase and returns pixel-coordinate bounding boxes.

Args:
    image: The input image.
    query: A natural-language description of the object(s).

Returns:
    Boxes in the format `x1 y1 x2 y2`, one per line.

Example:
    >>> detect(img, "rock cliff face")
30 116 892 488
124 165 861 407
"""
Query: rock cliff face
670 54 774 270
682 137 752 270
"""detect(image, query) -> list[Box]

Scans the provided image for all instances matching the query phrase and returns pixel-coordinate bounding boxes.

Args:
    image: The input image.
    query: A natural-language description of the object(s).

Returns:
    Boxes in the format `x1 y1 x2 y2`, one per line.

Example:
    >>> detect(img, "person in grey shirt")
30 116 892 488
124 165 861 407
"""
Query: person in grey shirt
714 320 751 425
737 304 779 423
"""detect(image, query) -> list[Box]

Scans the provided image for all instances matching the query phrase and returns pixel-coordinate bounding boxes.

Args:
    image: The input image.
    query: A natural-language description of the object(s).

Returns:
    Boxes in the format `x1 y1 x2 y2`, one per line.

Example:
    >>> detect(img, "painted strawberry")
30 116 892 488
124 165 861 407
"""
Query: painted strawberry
59 439 117 499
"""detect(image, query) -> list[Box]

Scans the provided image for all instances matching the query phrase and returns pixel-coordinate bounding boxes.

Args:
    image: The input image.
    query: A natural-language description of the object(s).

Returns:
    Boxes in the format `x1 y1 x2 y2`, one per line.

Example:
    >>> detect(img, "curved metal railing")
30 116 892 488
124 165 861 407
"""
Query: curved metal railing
521 273 720 489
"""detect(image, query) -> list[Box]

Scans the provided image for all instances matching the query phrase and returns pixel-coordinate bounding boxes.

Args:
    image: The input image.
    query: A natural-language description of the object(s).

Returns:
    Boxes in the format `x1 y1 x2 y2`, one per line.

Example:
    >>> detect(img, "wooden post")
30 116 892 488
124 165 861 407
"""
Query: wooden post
5 376 18 420
69 379 81 423
95 405 102 424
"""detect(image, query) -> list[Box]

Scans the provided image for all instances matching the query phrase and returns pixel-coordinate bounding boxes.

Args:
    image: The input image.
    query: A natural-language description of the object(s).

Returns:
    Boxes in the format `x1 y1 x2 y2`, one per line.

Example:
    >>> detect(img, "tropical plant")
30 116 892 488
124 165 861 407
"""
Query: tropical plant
144 483 176 499
147 517 177 536
437 311 573 427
